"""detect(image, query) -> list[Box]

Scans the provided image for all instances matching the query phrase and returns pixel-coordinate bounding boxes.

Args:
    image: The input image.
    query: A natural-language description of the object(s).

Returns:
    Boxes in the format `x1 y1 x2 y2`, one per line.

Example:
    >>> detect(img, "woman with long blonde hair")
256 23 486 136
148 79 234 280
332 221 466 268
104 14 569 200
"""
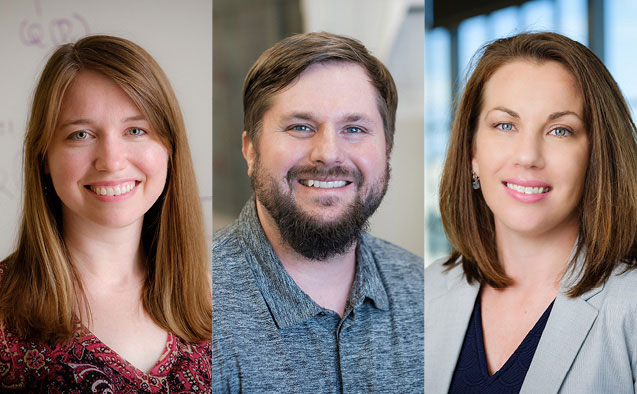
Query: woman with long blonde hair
0 35 211 392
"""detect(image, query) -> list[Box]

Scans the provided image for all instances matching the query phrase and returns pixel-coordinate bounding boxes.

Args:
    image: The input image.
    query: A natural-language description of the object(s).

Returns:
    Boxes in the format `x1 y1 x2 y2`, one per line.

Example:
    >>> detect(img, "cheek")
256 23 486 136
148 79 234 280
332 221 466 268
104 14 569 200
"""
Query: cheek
551 146 589 193
262 140 306 175
134 144 169 183
473 137 507 175
354 143 386 177
47 148 90 186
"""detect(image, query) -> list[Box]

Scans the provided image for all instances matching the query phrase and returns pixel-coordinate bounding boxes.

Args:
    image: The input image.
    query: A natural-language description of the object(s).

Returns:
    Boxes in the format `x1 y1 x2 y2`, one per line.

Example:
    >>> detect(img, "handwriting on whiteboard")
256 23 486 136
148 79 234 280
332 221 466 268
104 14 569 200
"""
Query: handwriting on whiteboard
19 0 90 49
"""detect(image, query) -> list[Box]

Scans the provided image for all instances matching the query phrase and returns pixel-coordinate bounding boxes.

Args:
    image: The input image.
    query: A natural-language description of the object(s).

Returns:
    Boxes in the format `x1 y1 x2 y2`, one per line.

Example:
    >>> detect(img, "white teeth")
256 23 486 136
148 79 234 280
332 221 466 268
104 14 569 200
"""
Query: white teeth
90 181 136 196
301 180 348 188
506 182 549 194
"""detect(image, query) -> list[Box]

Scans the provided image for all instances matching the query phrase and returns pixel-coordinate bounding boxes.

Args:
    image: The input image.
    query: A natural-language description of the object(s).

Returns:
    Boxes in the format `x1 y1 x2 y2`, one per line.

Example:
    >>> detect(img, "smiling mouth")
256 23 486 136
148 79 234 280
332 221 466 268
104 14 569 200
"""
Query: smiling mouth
504 182 551 194
86 181 138 196
298 179 351 189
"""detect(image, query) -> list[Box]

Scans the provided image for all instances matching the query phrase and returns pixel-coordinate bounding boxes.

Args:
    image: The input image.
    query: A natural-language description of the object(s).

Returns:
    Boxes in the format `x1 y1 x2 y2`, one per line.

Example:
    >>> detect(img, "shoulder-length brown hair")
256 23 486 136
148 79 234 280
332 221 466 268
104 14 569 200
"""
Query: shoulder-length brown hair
440 32 637 297
0 35 211 343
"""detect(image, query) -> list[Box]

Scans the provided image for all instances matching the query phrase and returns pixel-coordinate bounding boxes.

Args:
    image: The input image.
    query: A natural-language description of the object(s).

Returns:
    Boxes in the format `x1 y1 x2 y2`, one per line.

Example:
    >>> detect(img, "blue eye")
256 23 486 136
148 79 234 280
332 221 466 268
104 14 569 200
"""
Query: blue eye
291 125 311 132
128 127 146 136
344 126 364 134
69 130 91 140
549 127 572 137
496 123 514 131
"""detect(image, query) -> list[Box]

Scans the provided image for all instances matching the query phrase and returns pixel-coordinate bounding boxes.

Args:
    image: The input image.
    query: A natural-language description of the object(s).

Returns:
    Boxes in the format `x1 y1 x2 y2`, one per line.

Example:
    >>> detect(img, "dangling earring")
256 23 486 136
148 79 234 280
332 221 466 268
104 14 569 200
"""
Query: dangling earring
471 171 481 190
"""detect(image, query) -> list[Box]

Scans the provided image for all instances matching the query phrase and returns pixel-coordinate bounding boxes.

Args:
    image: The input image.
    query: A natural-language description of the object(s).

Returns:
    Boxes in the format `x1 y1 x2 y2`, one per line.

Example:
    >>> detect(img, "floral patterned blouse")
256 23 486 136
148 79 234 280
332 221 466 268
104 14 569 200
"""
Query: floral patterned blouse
0 265 211 393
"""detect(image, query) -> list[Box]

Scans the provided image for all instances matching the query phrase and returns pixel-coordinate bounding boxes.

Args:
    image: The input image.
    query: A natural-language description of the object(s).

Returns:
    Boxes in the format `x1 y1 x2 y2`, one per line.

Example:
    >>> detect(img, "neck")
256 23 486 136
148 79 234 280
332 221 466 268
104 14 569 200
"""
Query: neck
62 209 145 291
256 200 356 317
495 215 579 291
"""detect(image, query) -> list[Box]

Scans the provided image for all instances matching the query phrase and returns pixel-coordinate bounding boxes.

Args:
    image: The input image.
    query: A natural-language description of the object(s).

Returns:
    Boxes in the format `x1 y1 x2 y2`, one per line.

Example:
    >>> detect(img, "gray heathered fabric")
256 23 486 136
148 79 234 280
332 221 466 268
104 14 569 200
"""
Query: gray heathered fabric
212 198 424 393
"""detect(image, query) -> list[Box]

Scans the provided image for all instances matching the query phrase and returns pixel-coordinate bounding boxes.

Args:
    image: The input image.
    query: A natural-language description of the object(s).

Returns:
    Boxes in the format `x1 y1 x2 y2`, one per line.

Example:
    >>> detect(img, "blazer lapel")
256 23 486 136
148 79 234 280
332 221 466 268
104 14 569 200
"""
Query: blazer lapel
520 285 602 394
425 271 479 393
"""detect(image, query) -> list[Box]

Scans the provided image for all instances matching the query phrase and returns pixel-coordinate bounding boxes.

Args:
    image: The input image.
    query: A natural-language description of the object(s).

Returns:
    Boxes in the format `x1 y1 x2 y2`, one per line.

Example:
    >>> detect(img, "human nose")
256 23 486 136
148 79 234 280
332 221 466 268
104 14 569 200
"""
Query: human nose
94 135 127 172
309 125 345 165
513 131 544 169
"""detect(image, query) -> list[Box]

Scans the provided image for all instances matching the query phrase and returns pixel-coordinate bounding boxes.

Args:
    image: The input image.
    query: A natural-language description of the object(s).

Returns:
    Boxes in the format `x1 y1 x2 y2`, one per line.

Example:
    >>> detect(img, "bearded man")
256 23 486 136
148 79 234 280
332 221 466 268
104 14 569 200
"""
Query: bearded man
213 32 424 393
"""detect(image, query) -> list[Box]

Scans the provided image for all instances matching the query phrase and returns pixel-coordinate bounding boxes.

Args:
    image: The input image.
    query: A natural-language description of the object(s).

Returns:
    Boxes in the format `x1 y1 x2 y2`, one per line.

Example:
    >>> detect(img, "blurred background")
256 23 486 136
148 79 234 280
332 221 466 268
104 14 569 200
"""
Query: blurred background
425 0 637 266
213 0 425 257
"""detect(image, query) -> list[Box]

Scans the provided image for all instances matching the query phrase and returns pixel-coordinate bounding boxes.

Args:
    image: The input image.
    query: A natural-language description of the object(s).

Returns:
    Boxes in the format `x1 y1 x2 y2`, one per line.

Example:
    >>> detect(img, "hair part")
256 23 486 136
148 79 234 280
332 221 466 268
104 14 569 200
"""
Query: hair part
440 32 637 297
0 35 211 343
242 31 398 154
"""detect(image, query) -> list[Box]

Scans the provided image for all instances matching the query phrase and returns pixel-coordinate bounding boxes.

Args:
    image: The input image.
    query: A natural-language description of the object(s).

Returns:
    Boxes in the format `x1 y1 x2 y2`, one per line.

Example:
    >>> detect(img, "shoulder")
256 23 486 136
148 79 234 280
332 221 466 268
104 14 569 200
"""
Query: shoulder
425 256 465 300
0 254 10 280
212 221 241 253
212 221 246 269
361 233 423 296
592 263 637 312
362 233 423 276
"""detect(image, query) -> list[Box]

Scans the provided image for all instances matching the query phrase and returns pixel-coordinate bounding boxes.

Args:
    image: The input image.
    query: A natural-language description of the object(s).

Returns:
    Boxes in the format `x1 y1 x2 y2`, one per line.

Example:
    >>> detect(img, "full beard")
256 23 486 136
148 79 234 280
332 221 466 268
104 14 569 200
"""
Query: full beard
251 159 390 261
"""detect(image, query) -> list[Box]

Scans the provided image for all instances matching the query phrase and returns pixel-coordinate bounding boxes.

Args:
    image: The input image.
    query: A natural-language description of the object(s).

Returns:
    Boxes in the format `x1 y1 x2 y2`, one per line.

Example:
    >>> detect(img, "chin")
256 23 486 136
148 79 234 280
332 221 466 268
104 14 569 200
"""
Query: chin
88 214 144 229
496 216 562 238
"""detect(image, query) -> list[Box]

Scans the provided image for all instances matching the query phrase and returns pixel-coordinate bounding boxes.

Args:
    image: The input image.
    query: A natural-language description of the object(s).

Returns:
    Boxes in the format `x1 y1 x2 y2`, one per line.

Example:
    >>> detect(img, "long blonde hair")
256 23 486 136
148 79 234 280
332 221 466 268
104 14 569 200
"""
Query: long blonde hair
0 35 211 343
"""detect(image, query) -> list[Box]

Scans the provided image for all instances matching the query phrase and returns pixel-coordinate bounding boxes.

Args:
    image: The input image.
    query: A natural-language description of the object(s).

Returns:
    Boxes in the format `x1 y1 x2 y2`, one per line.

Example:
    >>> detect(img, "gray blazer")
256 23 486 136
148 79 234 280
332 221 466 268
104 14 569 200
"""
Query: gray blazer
425 255 637 394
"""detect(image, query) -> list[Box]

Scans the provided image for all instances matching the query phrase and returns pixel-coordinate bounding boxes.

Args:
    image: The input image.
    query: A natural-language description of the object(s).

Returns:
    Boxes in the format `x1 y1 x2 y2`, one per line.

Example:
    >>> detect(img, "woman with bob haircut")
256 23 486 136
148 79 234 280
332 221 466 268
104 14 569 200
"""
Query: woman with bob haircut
426 32 637 393
0 35 212 392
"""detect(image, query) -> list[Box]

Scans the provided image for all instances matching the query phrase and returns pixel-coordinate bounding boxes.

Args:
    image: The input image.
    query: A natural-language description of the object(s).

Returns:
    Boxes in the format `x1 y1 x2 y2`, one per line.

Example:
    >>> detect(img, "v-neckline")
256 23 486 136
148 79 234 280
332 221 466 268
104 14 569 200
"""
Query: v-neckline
475 294 555 380
75 322 176 382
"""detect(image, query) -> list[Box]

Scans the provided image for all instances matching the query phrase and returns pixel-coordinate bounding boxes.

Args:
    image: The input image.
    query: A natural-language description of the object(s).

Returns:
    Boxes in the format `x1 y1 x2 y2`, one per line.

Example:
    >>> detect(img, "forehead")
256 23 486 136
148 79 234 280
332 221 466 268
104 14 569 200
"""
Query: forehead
265 62 382 122
58 69 139 119
481 59 584 116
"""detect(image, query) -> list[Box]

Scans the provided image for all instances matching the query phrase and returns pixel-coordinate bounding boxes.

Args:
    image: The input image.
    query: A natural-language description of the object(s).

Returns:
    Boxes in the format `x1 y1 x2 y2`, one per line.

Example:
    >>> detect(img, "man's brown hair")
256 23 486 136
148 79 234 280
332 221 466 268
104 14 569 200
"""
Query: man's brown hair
243 31 398 153
439 32 637 297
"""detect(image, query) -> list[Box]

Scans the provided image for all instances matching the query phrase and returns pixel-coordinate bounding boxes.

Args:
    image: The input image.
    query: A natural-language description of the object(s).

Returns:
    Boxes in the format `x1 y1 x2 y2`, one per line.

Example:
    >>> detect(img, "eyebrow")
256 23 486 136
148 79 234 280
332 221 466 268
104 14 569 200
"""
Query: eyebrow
58 114 147 128
486 107 583 121
283 112 374 124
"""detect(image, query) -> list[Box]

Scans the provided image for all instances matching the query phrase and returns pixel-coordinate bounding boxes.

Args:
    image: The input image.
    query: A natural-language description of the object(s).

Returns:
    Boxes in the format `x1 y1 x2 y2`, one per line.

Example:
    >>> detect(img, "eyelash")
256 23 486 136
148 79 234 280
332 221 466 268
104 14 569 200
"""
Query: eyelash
548 127 573 137
494 122 514 132
68 130 91 140
128 127 147 136
344 126 365 134
290 125 312 132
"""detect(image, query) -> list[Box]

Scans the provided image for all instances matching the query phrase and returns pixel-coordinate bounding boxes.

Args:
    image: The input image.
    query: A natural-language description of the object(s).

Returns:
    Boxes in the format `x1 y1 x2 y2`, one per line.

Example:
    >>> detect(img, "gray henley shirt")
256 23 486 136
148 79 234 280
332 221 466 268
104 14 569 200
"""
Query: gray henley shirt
212 199 424 393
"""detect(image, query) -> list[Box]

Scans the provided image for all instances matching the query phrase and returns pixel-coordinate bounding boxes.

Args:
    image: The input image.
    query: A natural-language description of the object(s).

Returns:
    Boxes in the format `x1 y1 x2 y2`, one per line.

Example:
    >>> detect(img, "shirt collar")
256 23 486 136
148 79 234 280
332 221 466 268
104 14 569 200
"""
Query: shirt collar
238 198 389 329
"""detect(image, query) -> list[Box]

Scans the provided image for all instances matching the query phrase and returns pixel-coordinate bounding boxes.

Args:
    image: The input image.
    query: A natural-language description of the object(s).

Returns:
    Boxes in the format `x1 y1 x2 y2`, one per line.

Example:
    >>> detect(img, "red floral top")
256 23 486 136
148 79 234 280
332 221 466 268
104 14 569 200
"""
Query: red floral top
0 265 211 393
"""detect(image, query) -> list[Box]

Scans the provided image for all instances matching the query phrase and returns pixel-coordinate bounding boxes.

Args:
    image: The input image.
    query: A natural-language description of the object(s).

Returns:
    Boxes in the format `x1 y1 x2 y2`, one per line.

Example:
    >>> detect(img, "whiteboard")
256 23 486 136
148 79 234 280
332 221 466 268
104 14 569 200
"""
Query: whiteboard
0 0 212 257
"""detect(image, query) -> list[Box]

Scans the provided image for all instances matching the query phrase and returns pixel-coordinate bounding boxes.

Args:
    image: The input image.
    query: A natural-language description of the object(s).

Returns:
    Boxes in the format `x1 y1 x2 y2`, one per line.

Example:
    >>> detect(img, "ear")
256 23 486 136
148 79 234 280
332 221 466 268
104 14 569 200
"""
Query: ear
44 158 50 174
242 131 256 177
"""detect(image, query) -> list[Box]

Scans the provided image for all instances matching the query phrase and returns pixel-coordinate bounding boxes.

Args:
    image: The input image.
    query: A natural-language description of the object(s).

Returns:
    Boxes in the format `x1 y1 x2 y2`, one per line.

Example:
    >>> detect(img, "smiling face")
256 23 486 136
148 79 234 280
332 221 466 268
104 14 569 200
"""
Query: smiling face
472 60 590 238
243 61 389 259
47 69 169 230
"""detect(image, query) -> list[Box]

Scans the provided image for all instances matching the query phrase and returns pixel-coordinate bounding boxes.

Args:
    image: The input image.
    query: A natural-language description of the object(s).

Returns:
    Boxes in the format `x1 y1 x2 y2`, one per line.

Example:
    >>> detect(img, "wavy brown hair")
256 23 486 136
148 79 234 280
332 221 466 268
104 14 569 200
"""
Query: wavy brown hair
0 35 211 343
440 32 637 297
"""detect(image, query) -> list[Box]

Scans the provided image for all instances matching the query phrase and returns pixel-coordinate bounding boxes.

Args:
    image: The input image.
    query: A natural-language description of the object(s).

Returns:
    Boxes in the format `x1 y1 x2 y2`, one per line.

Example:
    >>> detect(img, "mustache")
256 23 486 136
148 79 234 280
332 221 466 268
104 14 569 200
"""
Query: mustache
286 164 364 187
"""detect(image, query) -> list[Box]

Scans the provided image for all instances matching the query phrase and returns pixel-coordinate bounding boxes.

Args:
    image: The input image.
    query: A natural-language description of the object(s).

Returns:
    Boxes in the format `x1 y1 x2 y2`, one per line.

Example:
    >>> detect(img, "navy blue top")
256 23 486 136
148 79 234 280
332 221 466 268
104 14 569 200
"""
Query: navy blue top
448 292 554 394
